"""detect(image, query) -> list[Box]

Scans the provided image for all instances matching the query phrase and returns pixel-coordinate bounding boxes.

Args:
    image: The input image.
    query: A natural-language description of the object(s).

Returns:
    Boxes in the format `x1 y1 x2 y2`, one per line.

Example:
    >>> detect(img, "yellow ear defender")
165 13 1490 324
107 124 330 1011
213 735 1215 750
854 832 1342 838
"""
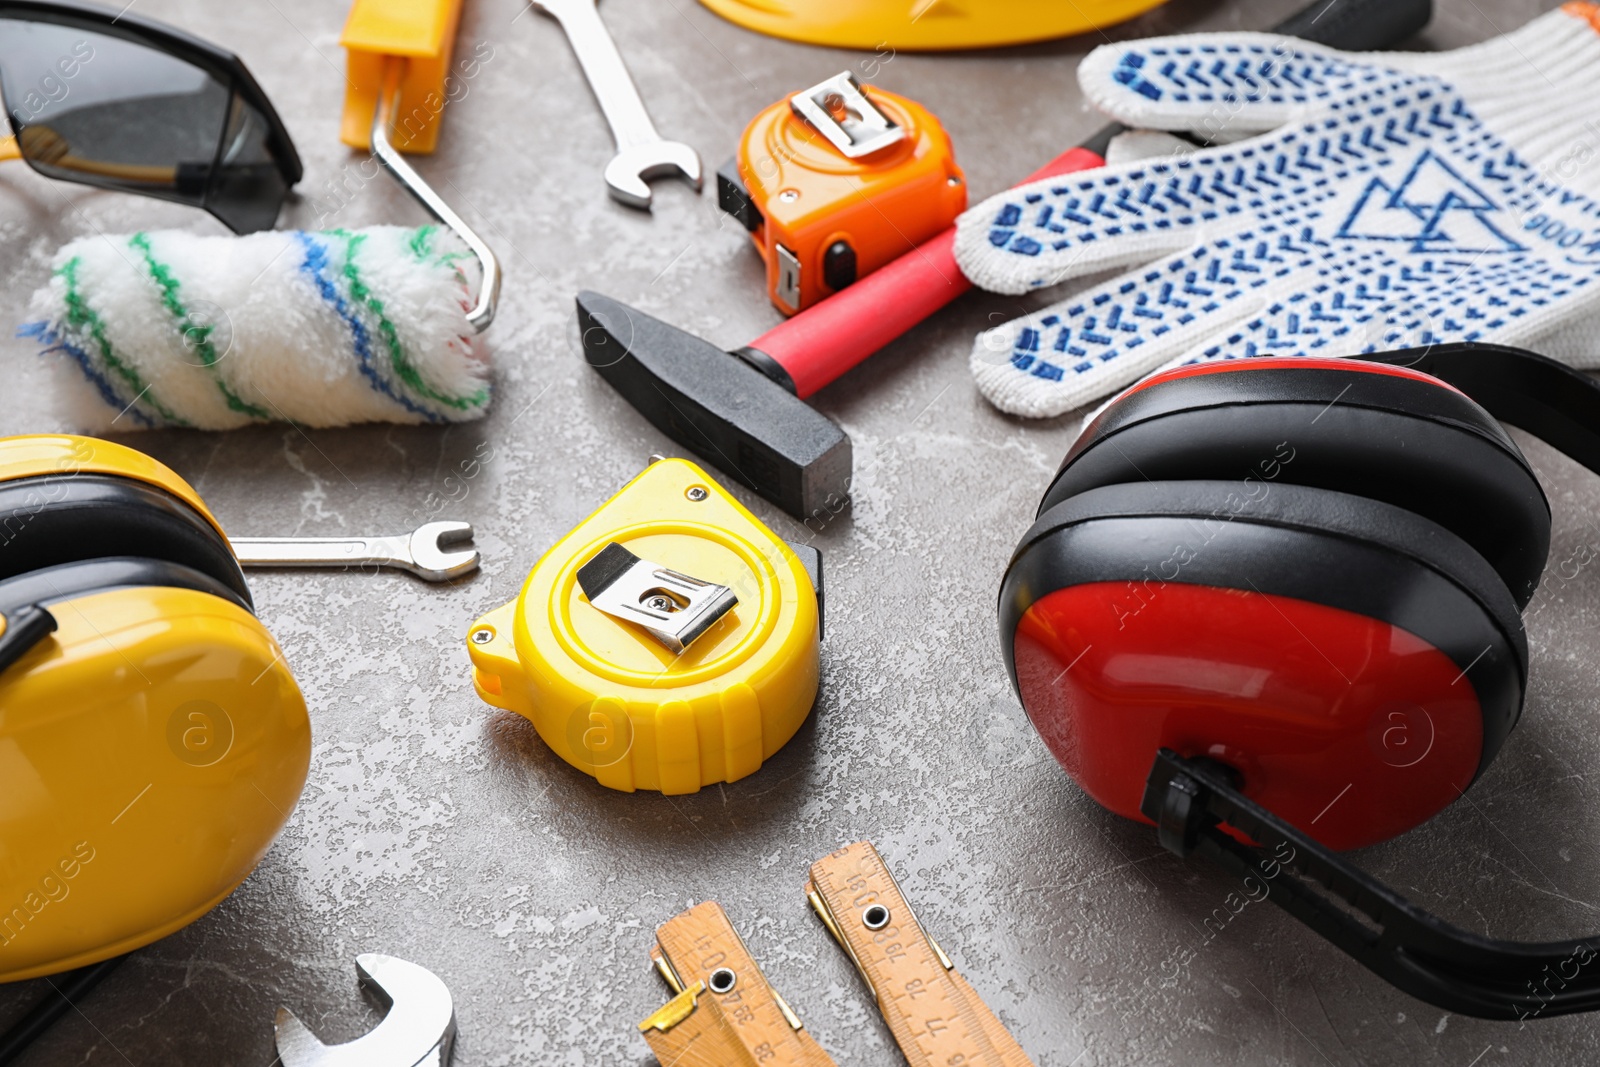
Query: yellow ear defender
695 0 1170 52
0 435 309 984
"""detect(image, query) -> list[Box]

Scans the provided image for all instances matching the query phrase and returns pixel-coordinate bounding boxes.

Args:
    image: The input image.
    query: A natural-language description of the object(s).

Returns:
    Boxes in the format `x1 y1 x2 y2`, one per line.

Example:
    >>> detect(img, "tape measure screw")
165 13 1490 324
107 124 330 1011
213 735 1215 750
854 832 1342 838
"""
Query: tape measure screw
471 628 494 644
779 189 799 203
685 486 708 502
862 904 891 930
707 967 737 994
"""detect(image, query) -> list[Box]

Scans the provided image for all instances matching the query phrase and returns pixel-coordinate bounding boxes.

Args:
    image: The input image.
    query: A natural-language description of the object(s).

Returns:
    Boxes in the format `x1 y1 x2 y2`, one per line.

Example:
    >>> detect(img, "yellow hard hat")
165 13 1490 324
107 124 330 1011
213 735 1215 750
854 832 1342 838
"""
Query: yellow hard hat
0 435 309 983
697 0 1170 51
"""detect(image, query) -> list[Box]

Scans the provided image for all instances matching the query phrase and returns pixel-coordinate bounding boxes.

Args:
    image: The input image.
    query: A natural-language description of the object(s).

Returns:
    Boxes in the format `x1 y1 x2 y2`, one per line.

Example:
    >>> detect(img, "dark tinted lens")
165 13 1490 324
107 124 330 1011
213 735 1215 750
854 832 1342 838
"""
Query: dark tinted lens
0 18 227 206
205 89 288 232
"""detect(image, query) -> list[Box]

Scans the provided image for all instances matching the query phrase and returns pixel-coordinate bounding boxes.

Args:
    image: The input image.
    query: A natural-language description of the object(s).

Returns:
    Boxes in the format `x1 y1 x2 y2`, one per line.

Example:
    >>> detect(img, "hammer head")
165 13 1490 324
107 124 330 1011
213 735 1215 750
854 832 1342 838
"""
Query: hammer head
577 291 851 521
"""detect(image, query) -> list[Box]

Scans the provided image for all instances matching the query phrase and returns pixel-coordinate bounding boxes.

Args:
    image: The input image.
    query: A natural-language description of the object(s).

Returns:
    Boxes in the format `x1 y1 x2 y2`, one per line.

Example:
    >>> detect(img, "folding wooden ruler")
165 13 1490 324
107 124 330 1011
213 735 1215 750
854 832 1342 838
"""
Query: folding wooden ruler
806 841 1036 1067
639 901 837 1066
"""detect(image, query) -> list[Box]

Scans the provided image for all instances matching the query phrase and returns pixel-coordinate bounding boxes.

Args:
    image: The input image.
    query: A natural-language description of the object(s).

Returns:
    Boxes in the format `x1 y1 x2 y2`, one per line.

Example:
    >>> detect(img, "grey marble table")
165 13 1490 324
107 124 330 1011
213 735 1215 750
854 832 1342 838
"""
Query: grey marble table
3 0 1598 1063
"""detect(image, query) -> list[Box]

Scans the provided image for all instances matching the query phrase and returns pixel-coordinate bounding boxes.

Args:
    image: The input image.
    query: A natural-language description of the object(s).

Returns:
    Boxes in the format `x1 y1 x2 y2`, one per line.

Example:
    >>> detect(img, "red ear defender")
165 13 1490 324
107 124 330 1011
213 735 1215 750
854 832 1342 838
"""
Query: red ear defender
998 345 1600 1019
1004 354 1538 850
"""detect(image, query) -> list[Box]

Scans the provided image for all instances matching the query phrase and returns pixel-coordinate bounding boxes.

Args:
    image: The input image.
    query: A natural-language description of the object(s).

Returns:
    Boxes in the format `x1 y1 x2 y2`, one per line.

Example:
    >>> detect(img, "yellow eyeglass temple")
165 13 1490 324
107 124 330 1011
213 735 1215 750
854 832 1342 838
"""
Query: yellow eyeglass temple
0 135 20 162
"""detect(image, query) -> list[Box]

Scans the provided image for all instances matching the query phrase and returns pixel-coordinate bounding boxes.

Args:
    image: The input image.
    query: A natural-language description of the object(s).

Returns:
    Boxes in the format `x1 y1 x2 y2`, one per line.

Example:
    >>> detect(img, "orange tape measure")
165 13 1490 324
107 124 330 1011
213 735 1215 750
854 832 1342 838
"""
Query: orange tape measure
806 842 1036 1067
718 71 966 315
640 901 837 1066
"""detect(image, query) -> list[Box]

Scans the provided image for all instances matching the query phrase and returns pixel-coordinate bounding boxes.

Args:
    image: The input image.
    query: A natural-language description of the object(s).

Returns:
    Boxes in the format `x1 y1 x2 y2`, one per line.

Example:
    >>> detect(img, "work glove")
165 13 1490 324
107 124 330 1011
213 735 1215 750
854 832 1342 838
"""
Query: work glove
955 4 1600 418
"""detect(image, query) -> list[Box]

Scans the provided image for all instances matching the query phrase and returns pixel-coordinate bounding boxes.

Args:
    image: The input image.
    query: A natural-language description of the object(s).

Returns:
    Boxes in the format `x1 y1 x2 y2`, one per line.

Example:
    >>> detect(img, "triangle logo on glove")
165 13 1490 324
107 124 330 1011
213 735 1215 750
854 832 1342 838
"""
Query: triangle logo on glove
1337 150 1526 254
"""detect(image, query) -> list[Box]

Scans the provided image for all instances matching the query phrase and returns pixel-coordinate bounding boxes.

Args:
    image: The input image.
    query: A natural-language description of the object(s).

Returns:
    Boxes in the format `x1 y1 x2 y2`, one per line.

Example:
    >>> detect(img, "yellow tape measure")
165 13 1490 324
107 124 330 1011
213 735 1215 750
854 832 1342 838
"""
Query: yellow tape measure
806 842 1036 1067
640 901 837 1067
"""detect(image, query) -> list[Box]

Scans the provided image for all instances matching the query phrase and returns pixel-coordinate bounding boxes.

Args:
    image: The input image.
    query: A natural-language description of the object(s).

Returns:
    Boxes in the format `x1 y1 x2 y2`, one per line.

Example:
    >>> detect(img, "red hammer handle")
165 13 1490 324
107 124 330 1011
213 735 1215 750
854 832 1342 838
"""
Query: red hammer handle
752 145 1110 400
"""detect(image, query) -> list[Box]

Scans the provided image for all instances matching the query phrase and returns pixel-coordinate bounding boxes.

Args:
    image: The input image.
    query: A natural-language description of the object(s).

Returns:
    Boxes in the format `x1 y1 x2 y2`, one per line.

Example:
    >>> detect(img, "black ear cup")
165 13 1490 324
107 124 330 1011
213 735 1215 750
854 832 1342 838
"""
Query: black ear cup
1040 361 1550 608
0 557 254 619
0 474 251 607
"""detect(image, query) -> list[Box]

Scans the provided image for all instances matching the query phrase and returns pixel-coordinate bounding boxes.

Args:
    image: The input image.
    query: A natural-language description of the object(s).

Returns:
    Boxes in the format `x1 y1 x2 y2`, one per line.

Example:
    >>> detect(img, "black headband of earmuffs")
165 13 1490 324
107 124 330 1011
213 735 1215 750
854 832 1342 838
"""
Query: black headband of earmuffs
1142 343 1600 1021
0 472 250 677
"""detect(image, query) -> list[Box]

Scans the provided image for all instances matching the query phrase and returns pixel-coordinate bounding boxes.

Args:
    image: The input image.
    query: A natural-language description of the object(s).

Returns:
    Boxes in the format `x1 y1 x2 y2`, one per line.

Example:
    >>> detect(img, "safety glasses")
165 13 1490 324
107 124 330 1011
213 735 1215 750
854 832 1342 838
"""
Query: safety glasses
0 0 301 233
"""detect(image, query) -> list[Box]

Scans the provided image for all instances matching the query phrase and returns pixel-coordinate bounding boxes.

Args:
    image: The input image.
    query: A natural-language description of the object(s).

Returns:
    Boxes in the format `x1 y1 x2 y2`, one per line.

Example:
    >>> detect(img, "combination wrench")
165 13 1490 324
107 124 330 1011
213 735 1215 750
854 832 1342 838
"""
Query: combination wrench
230 521 479 583
529 0 702 208
275 954 456 1067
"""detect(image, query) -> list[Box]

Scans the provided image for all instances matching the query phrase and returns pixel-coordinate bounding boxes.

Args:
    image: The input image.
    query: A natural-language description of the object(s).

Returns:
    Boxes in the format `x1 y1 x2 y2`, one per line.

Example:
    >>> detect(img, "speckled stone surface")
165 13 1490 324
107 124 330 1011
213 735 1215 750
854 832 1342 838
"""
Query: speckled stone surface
4 0 1600 1063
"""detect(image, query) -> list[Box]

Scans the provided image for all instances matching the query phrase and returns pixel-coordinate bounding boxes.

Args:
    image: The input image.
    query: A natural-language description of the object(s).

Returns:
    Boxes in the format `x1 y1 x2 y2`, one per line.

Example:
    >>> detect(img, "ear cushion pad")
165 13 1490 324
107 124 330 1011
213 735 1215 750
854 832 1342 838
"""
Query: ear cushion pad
0 474 250 609
0 557 253 620
1040 362 1549 609
1002 480 1527 774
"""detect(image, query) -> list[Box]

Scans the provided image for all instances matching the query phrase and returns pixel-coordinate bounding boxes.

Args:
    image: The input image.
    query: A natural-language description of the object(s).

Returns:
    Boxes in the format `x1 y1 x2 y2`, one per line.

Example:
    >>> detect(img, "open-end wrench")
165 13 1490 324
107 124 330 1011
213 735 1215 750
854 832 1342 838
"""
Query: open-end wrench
230 521 480 583
530 0 702 208
275 954 455 1067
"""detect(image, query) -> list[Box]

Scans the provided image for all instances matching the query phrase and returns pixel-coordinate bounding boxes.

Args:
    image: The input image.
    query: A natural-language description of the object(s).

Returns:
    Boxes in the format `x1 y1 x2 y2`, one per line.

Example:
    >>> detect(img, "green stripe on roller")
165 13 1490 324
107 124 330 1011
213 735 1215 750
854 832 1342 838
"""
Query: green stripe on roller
408 225 437 261
57 255 189 427
334 230 488 414
408 224 470 268
130 233 270 420
406 222 467 267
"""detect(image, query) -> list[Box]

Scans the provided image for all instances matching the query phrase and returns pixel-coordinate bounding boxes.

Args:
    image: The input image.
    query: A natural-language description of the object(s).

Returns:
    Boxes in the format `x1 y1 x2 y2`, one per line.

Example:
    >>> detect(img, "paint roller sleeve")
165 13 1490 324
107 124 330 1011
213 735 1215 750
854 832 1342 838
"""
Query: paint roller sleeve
20 225 490 430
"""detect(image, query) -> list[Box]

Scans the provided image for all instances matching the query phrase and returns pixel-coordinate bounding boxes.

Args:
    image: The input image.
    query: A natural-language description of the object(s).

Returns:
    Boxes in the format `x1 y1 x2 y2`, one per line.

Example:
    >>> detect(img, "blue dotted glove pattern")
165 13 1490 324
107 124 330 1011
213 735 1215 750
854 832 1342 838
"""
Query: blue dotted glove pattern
956 38 1600 416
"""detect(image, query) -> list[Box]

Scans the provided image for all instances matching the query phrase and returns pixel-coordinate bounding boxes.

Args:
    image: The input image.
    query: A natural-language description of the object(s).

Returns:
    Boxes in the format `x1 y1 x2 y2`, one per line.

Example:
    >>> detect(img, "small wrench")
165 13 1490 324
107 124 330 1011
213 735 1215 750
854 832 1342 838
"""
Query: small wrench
230 521 479 583
530 0 702 208
275 954 455 1067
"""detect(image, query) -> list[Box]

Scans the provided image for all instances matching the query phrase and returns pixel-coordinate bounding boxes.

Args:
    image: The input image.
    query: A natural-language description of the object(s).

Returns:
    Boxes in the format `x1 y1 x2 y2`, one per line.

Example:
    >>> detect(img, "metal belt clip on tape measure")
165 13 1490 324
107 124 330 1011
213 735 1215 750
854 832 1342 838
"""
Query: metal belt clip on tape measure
639 901 837 1066
465 458 822 794
719 72 966 316
807 841 1036 1067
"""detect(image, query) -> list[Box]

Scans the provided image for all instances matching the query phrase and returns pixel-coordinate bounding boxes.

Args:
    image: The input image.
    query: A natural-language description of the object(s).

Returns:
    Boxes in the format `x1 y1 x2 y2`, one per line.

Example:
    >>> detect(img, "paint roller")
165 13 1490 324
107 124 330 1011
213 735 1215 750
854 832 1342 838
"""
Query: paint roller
20 0 503 430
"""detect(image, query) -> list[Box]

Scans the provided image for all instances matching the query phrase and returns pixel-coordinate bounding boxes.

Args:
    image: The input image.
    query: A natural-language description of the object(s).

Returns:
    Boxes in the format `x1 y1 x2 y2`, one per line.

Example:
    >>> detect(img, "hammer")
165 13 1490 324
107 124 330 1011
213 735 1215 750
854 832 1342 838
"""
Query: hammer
578 0 1431 521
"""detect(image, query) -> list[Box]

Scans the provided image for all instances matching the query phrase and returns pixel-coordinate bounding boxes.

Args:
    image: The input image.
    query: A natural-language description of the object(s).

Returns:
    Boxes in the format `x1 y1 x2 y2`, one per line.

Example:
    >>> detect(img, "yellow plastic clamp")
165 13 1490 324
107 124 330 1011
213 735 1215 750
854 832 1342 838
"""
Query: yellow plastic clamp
340 0 467 153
